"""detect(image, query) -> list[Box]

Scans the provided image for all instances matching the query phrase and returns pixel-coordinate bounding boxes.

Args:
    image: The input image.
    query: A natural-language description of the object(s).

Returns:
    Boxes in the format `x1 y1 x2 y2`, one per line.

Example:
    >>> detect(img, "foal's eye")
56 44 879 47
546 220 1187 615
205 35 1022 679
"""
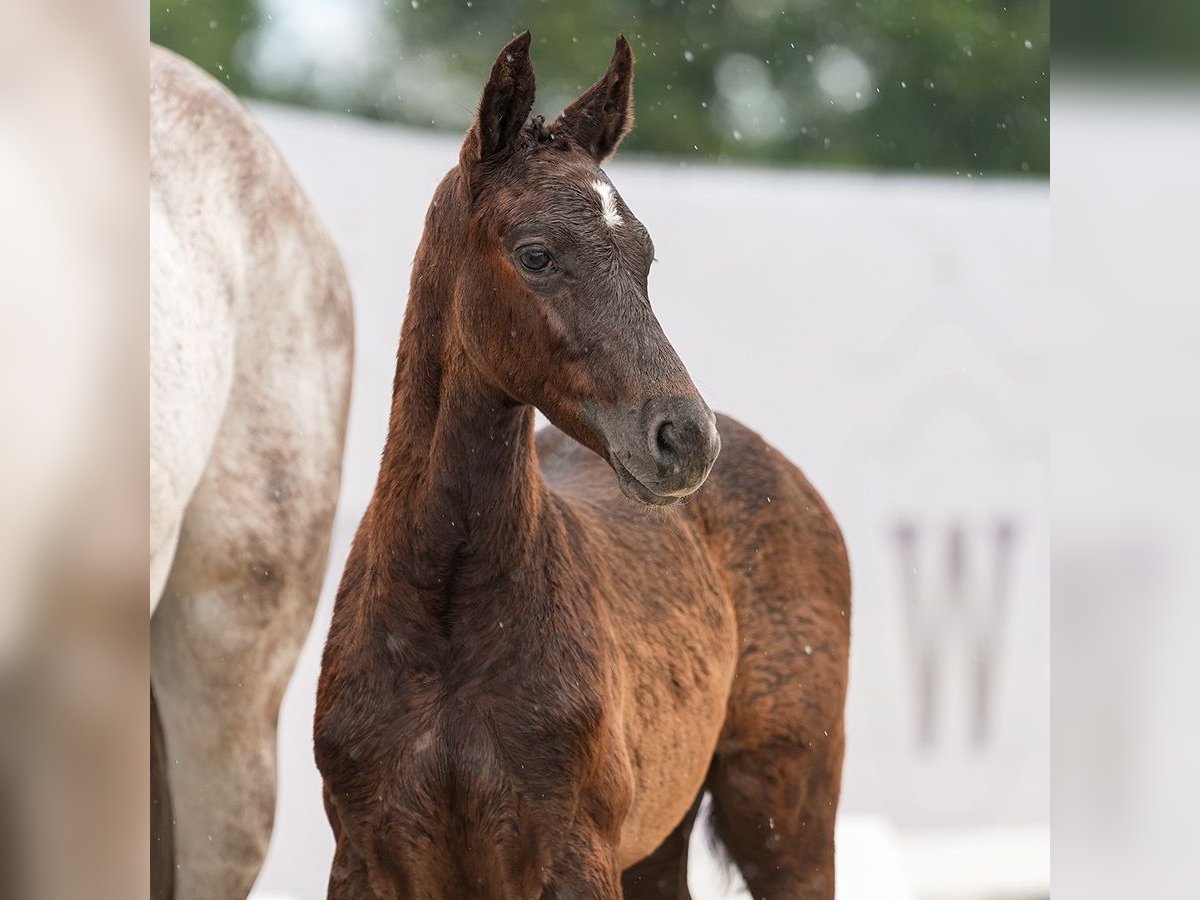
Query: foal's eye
518 247 552 272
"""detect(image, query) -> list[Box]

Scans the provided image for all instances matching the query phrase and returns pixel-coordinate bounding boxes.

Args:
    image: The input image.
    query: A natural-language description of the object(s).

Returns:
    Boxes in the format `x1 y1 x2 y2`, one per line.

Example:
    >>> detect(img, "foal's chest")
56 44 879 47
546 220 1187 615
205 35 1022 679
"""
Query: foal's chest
356 630 622 877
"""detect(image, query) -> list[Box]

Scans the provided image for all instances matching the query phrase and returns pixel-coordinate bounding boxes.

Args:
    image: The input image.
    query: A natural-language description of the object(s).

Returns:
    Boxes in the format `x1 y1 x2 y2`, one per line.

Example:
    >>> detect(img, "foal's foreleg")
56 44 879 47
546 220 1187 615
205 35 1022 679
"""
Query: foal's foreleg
325 839 378 900
542 832 623 900
620 793 701 900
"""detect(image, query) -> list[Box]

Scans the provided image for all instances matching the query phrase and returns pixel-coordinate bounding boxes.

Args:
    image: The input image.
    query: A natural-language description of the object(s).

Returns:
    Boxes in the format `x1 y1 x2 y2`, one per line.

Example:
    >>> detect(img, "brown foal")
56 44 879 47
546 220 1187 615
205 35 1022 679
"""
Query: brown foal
315 33 850 900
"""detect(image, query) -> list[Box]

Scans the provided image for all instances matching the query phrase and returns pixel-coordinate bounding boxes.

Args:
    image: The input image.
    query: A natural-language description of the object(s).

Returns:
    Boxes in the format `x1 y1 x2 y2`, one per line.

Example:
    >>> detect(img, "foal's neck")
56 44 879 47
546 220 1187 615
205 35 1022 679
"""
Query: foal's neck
370 175 546 590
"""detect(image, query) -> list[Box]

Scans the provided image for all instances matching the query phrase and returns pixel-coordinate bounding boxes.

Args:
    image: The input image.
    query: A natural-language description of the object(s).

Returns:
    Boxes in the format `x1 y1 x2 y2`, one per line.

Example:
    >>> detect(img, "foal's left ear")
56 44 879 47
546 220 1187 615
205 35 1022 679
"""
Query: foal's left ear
555 35 635 163
461 32 536 171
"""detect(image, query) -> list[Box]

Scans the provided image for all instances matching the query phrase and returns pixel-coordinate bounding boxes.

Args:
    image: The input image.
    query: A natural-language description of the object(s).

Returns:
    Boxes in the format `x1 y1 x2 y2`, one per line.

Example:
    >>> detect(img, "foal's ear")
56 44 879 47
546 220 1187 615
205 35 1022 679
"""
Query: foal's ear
461 32 536 171
555 35 635 163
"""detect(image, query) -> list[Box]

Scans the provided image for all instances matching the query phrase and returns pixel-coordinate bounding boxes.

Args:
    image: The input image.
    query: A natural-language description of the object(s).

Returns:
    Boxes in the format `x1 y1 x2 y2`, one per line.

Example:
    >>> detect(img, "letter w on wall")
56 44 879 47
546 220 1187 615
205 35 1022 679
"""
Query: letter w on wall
892 518 1019 752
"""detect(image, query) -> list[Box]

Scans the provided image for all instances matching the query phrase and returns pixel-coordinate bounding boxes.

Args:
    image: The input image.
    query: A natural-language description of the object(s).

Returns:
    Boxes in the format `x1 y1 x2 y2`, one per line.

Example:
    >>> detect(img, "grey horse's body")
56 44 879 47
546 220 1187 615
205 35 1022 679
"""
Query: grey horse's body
150 45 353 900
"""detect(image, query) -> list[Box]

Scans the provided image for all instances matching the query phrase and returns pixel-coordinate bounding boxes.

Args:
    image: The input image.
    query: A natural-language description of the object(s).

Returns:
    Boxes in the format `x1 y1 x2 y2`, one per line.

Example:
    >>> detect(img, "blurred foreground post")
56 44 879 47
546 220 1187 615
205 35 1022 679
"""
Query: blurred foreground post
0 3 147 899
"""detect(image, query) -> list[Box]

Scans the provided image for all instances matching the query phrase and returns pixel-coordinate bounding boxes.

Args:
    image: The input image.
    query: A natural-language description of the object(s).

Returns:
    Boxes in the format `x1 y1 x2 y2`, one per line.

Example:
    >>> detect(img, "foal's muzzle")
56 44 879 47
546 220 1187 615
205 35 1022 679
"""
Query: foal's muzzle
596 397 721 506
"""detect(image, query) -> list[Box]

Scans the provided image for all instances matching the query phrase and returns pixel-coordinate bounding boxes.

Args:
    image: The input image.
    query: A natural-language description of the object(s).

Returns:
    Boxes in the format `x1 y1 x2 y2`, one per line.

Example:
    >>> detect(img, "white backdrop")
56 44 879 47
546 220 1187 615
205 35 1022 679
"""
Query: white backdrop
246 103 1049 898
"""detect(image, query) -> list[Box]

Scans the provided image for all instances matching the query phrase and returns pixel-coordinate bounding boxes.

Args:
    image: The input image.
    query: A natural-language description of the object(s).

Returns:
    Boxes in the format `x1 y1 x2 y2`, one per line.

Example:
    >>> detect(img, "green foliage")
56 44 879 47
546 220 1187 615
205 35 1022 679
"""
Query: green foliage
151 0 1048 176
151 0 261 96
1057 0 1200 74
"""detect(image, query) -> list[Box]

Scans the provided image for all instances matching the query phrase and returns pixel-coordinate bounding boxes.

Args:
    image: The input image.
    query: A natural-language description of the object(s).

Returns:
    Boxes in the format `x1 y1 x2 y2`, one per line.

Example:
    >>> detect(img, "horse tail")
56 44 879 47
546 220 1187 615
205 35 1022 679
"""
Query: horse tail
151 684 174 900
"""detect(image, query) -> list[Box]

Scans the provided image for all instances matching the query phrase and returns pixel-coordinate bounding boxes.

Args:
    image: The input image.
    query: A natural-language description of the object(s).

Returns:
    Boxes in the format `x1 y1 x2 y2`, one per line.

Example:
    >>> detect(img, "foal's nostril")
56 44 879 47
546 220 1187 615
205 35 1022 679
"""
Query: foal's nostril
637 399 720 495
655 420 680 466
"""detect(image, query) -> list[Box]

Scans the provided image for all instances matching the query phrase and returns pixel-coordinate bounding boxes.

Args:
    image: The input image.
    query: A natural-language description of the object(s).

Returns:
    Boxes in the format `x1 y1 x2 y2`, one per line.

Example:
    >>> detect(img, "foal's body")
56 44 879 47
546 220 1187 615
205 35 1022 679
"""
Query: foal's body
538 419 848 872
321 417 846 898
318 35 848 900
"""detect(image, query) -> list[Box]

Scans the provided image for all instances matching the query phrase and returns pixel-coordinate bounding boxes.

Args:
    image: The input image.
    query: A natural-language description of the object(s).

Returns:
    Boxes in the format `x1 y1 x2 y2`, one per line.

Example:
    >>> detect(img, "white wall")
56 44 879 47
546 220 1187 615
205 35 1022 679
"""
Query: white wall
247 103 1049 898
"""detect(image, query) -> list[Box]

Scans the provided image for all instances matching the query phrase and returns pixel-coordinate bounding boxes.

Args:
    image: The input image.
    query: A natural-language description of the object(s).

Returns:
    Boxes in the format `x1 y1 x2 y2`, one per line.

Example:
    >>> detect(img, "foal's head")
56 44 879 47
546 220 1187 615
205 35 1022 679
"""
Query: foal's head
447 32 720 506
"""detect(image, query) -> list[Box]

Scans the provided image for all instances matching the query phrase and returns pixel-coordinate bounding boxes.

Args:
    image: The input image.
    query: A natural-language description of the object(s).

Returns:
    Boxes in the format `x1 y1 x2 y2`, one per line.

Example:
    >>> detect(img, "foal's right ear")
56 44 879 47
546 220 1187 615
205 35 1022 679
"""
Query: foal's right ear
460 32 536 177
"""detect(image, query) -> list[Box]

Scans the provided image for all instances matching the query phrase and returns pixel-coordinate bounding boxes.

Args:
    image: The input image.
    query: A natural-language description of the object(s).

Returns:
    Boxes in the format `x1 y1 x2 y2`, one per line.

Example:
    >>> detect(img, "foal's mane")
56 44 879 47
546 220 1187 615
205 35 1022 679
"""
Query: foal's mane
524 114 555 145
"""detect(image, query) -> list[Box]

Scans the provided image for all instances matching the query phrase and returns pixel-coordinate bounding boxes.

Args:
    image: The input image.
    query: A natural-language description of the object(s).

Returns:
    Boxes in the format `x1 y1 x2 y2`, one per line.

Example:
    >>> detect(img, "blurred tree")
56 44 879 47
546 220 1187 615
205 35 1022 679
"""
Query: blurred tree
151 0 1048 176
151 0 261 96
1057 0 1200 74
